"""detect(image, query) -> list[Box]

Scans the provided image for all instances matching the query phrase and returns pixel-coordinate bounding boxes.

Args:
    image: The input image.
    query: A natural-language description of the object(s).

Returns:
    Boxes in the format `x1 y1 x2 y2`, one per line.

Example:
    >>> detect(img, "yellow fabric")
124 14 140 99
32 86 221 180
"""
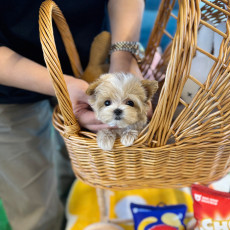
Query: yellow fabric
66 180 193 230
66 180 100 230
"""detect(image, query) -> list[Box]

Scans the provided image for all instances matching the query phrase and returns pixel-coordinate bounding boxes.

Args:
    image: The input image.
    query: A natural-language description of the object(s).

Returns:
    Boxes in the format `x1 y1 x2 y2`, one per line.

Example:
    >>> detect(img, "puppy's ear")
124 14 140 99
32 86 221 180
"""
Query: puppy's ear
86 79 102 96
86 74 111 96
141 80 158 100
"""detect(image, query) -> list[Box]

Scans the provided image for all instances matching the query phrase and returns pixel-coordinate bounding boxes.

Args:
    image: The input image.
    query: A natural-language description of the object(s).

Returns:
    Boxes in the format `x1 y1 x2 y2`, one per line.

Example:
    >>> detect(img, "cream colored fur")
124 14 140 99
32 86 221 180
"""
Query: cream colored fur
86 72 158 150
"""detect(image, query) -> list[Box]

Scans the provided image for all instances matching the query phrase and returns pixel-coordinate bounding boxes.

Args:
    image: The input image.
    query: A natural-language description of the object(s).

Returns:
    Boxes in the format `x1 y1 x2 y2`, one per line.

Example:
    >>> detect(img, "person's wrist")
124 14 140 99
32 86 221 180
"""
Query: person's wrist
109 51 143 79
110 50 134 62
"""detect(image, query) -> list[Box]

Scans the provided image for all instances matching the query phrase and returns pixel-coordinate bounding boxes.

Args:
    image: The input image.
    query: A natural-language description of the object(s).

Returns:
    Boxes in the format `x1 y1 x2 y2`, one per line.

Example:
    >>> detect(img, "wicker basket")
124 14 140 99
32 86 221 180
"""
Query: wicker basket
39 0 230 190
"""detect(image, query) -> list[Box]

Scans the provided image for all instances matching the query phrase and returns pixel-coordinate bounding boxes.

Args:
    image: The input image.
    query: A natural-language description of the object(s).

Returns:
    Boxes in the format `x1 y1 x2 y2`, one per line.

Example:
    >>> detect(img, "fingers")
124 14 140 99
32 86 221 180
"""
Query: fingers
85 123 110 133
78 110 101 125
74 108 110 132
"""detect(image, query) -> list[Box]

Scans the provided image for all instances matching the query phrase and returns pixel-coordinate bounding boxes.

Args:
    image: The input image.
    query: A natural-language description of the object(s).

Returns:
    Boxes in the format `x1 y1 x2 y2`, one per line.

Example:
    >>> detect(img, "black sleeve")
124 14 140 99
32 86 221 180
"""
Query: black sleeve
0 31 8 47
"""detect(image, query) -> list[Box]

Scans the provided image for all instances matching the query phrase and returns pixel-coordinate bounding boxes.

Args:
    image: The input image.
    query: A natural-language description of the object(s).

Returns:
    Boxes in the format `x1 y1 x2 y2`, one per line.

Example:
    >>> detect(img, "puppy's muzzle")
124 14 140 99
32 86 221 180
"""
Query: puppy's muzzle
114 109 122 120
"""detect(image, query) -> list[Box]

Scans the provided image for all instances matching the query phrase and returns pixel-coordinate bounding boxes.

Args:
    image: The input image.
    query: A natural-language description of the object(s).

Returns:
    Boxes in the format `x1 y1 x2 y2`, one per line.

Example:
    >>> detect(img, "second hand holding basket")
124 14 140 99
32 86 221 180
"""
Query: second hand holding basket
39 0 230 191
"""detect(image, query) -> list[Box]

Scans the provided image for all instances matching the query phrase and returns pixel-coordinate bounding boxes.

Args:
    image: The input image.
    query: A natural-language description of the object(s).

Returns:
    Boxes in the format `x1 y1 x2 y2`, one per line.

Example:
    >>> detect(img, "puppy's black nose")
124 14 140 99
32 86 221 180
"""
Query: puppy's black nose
114 109 122 116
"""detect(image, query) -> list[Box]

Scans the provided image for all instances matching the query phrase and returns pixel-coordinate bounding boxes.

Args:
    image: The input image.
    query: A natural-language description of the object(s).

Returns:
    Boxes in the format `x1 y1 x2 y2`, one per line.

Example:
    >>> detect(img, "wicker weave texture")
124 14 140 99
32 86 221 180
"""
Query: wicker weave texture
39 0 230 190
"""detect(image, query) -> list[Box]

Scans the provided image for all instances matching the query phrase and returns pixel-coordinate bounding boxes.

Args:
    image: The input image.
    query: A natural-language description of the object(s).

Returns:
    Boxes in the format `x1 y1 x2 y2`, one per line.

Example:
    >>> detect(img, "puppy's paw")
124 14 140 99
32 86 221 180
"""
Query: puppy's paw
97 129 116 151
121 129 139 147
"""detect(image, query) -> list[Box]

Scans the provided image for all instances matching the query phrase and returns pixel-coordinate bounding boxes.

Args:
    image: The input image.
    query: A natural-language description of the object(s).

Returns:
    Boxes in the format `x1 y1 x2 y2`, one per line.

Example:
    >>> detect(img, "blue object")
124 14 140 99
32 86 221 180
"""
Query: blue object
130 203 187 230
141 0 179 50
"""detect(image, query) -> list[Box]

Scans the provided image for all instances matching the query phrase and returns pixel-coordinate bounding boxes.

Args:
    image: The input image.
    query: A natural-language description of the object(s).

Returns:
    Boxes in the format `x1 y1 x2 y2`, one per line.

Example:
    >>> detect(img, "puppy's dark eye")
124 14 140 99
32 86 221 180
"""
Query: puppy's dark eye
126 100 134 107
104 100 111 106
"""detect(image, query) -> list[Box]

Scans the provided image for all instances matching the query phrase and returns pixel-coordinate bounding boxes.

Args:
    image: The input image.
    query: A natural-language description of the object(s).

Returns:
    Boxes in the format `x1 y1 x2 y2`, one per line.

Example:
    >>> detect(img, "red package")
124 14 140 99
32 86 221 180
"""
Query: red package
192 184 230 230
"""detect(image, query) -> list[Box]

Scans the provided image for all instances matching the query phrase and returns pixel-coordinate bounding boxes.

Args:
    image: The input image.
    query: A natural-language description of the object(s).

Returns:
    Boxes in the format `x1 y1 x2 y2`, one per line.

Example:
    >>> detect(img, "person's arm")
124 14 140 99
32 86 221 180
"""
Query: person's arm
107 0 154 118
108 0 145 79
0 46 84 96
0 46 108 131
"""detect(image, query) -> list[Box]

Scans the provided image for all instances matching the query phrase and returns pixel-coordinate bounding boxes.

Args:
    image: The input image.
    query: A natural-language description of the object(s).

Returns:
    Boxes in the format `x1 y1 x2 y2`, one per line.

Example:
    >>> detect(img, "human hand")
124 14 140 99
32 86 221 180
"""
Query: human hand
64 75 109 132
144 48 165 82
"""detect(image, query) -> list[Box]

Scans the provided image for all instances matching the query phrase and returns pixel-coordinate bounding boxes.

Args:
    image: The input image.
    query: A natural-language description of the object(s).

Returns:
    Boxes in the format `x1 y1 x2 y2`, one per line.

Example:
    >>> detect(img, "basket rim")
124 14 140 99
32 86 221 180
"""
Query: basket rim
53 105 230 152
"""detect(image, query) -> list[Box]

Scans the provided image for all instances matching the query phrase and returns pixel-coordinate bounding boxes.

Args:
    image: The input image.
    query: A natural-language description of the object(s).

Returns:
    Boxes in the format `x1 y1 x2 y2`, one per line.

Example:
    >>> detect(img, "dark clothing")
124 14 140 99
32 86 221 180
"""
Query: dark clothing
0 0 109 104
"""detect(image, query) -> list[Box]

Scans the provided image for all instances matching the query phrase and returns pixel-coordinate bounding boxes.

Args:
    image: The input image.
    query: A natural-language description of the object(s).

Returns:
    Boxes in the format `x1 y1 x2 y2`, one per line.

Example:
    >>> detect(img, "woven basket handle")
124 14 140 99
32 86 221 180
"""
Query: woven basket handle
39 0 83 135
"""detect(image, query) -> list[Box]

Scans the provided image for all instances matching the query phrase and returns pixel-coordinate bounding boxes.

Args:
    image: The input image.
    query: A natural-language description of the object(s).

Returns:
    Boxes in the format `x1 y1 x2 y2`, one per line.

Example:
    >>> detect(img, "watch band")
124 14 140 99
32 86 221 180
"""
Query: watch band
110 41 145 63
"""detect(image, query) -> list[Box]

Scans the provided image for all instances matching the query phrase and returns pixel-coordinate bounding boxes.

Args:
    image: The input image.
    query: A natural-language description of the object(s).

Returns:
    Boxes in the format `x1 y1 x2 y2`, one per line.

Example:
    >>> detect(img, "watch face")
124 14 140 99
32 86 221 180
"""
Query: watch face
136 42 145 63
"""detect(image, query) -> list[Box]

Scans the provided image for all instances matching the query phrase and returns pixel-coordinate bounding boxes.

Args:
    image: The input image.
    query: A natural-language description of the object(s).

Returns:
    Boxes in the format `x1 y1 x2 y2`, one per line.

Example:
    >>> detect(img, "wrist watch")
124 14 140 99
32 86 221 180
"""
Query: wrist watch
110 41 145 63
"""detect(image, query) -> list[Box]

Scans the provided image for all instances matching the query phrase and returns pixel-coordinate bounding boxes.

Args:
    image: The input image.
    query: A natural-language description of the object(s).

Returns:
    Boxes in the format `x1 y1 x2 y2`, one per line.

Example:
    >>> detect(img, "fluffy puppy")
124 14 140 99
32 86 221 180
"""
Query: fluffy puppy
86 72 158 150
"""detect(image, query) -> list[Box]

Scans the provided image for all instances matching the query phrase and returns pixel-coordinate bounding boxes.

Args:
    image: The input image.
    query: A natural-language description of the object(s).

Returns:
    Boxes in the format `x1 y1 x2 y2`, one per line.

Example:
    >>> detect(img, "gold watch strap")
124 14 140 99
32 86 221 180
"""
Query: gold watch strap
110 41 140 54
110 41 145 63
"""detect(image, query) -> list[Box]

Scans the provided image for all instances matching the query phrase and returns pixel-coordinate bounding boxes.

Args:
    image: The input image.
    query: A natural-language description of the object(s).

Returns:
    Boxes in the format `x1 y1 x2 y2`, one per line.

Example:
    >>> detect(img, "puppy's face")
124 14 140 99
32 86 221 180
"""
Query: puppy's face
86 73 158 128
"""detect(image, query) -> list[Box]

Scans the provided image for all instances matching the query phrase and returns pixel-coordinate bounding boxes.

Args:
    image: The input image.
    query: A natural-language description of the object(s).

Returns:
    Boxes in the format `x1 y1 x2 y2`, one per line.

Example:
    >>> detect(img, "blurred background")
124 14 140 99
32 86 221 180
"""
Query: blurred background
140 0 179 50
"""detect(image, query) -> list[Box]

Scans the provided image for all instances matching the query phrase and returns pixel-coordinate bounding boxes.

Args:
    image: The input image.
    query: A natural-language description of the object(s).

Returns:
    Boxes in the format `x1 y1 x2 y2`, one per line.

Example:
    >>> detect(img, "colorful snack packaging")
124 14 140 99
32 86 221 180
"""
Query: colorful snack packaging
130 203 187 230
192 184 230 230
